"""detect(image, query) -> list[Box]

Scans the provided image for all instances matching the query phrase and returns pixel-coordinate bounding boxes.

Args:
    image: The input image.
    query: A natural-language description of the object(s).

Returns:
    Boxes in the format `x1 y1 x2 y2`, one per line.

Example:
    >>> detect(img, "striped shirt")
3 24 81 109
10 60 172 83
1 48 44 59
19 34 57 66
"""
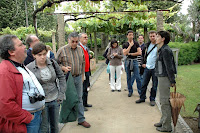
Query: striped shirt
56 44 85 76
137 43 145 67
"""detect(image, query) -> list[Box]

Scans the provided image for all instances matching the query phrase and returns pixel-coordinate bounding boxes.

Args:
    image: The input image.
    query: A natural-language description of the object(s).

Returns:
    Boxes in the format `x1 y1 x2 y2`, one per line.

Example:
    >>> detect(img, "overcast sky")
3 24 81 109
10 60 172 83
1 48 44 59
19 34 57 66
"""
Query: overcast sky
180 0 191 14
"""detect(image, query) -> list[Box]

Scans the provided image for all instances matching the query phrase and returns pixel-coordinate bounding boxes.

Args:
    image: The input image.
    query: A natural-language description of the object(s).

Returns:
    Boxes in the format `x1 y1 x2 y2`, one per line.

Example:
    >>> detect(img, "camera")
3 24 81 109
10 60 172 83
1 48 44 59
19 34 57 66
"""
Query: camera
29 93 45 104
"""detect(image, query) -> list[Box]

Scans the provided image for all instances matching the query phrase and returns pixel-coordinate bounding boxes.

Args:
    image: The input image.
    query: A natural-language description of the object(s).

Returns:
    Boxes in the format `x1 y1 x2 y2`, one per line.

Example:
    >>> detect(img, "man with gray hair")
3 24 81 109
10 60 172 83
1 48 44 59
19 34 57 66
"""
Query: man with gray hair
24 35 40 65
56 32 91 128
0 35 45 132
78 33 92 111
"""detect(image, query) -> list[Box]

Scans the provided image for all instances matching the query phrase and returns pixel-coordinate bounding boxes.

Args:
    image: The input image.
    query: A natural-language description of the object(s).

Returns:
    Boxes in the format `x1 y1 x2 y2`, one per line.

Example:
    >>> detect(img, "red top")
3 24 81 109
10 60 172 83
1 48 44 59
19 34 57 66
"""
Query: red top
80 45 90 72
0 60 32 133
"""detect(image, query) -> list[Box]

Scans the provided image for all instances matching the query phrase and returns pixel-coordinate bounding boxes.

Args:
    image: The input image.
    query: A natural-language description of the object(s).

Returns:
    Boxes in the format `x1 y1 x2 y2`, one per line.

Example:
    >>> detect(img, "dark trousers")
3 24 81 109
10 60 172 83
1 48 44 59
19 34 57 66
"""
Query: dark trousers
140 68 158 101
83 71 90 106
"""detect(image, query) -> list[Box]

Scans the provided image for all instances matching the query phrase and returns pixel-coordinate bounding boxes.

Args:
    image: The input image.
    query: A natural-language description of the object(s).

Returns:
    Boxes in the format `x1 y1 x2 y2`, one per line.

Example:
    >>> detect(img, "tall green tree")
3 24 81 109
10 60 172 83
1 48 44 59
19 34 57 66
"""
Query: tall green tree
0 0 56 31
188 0 200 34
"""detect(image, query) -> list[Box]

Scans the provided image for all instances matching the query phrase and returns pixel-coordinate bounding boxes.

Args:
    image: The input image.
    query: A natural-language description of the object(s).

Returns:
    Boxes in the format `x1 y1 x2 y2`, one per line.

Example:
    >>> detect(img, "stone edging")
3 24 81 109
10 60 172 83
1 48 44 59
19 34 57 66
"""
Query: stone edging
155 100 193 133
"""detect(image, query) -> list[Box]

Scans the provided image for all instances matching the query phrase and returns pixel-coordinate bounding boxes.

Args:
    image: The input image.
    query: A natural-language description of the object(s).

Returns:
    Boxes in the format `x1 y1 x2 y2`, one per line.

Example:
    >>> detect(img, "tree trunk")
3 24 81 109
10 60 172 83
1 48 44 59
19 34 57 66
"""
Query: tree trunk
105 34 109 49
52 32 56 55
94 31 98 63
157 11 164 31
144 26 148 43
101 33 105 48
89 33 93 50
171 32 175 42
25 0 29 27
57 14 65 48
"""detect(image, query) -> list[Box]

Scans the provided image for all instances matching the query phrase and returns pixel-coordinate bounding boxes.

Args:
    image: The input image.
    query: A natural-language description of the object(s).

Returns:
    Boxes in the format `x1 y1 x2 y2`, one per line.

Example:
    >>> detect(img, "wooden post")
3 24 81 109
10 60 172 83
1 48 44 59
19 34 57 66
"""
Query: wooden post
52 32 56 55
144 26 148 43
57 14 65 48
157 11 164 31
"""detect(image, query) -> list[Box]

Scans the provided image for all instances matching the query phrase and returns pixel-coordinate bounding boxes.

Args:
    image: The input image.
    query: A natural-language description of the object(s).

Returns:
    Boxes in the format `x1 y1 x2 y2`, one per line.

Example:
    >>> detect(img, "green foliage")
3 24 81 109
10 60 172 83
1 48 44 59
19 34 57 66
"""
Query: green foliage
168 41 200 65
87 37 101 48
0 26 53 43
98 56 105 60
177 64 200 117
0 0 56 31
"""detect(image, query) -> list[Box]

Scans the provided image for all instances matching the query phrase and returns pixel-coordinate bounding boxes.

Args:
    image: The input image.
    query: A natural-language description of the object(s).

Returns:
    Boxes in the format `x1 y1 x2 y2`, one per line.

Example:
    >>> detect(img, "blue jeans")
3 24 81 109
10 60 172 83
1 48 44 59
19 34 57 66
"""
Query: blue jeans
73 75 85 123
41 100 60 133
131 69 143 95
125 59 142 94
26 110 42 133
140 68 158 101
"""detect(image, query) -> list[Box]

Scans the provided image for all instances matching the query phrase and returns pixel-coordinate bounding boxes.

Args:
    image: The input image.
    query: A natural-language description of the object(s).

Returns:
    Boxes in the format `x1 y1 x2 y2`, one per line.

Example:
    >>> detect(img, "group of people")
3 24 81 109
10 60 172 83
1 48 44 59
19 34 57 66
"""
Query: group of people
0 32 93 133
0 30 176 133
105 30 176 132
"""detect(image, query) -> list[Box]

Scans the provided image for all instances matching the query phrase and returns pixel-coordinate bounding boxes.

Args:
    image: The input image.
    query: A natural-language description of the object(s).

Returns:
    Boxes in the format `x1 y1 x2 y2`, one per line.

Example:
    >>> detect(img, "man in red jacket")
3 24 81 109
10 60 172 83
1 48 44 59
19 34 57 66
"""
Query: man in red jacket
0 35 34 133
79 33 92 111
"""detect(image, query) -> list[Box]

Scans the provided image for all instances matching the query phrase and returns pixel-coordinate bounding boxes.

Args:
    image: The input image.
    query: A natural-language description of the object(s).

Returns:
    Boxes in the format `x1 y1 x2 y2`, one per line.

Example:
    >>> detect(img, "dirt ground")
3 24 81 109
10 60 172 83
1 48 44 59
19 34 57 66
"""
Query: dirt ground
60 67 162 133
184 117 200 133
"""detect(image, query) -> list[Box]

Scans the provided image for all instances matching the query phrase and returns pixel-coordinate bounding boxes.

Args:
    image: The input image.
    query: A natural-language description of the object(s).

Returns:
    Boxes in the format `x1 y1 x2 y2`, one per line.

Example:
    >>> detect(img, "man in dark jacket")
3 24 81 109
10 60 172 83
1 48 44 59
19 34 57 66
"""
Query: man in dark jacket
135 31 158 106
154 31 176 132
24 35 39 65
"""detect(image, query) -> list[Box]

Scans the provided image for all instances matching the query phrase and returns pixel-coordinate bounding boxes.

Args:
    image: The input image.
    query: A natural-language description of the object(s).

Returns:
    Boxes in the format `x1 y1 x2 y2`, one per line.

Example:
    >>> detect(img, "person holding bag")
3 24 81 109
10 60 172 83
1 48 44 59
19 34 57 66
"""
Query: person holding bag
154 31 176 132
27 42 66 133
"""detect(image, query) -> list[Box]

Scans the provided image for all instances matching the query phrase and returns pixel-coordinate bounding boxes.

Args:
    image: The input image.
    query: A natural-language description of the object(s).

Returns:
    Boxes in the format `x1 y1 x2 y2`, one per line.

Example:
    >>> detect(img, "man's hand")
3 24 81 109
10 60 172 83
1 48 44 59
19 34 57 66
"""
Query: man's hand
31 115 34 121
129 41 134 47
171 83 176 87
142 64 146 68
82 74 84 82
62 66 71 73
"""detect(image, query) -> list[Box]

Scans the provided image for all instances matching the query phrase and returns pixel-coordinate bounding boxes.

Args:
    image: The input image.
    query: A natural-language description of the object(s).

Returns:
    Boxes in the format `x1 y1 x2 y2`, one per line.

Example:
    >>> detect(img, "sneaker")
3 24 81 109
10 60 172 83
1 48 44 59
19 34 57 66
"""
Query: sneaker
118 90 121 92
150 101 156 106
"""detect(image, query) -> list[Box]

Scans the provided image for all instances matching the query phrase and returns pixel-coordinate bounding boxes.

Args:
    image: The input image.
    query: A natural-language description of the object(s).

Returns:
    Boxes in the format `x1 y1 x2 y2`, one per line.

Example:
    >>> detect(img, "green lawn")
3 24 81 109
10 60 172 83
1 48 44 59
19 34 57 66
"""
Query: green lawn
176 64 200 117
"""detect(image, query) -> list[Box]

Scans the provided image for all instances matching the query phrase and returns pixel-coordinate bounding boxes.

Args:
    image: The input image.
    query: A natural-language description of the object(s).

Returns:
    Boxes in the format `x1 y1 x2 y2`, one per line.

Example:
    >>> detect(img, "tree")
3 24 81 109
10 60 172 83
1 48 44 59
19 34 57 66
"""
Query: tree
0 0 56 31
188 0 200 35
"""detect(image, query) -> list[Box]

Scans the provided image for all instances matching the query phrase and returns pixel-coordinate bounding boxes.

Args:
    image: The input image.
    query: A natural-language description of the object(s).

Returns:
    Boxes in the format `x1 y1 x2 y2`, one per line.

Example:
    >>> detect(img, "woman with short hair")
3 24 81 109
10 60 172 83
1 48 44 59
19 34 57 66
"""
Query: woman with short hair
27 42 66 133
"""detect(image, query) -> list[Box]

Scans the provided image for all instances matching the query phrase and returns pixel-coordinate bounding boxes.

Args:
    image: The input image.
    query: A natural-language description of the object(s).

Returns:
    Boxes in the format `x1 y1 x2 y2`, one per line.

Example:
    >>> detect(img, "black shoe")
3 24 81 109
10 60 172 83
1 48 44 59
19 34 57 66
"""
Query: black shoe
154 122 162 127
111 90 115 92
84 107 88 111
156 127 172 132
118 90 121 92
85 104 92 107
128 93 132 97
150 101 156 106
135 99 145 103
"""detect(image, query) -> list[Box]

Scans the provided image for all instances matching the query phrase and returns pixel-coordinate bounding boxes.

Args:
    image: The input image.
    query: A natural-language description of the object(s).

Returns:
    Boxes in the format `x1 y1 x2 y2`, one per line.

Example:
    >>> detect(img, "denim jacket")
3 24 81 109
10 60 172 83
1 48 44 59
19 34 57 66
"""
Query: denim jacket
155 44 176 84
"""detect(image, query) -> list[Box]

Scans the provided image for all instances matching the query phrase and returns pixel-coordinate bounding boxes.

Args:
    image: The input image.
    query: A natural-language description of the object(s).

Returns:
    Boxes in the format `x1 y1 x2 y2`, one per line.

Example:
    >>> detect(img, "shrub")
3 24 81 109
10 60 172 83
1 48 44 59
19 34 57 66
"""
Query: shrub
98 56 105 60
169 41 200 65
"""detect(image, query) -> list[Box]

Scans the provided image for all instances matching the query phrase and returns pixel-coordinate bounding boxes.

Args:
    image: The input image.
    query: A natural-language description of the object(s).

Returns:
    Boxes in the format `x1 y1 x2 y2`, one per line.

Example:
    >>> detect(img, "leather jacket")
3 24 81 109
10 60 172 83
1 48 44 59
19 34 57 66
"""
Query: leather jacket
155 44 176 84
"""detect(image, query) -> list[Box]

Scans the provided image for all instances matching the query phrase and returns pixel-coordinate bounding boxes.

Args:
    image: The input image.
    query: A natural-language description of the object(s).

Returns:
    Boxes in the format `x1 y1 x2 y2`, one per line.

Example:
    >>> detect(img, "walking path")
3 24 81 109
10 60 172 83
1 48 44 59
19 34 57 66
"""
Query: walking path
60 61 192 133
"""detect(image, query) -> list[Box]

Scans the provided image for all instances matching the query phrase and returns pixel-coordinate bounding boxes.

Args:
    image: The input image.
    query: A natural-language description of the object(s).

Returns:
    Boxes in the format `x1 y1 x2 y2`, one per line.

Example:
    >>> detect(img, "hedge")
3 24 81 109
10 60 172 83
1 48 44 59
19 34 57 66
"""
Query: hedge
168 41 200 65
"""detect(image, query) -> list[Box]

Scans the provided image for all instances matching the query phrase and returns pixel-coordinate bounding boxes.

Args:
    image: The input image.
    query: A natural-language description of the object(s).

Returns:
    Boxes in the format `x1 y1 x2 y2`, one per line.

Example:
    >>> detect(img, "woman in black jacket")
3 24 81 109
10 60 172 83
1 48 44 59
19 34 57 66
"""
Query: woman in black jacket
154 31 176 132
